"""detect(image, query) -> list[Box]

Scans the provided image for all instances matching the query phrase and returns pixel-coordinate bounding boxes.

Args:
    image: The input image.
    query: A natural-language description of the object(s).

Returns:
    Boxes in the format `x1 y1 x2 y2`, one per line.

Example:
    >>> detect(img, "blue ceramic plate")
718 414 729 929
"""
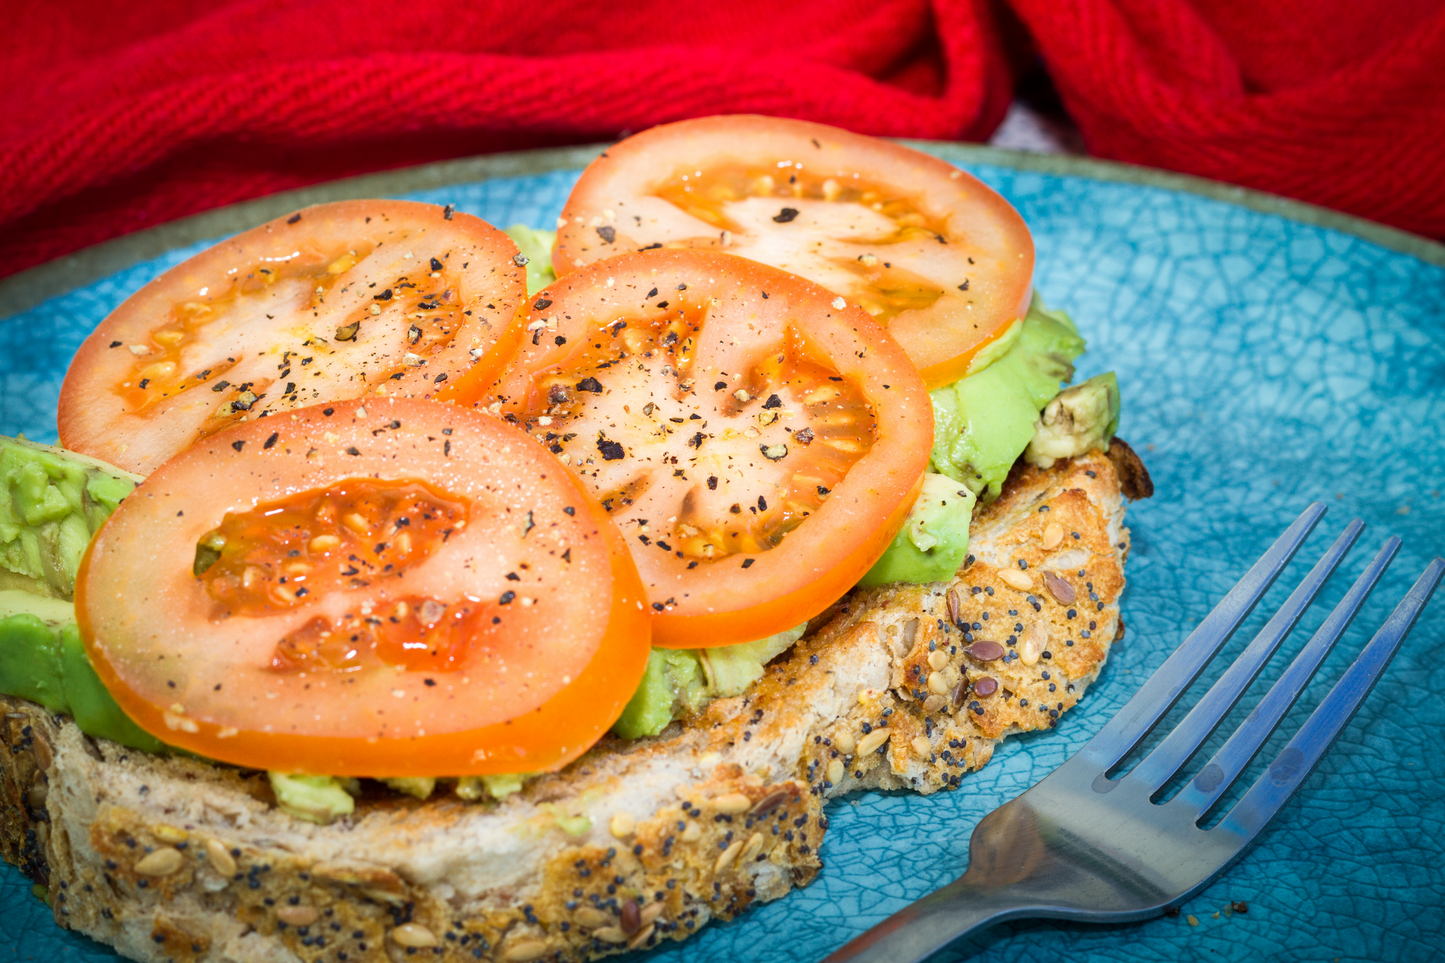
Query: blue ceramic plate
3 146 1444 963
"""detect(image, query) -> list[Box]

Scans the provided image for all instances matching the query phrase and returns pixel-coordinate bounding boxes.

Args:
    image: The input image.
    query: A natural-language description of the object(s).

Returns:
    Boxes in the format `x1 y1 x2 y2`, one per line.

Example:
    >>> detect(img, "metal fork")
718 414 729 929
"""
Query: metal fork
824 504 1444 963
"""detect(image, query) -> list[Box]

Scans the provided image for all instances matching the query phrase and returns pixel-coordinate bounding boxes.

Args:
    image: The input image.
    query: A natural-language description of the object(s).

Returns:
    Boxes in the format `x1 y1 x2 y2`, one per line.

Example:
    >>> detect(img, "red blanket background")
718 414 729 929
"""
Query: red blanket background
2 0 1441 280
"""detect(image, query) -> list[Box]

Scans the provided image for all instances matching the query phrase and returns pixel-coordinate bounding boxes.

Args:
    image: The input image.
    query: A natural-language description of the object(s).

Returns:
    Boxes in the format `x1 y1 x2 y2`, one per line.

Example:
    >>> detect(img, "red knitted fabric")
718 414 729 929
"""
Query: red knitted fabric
1 0 1440 281
1011 0 1445 240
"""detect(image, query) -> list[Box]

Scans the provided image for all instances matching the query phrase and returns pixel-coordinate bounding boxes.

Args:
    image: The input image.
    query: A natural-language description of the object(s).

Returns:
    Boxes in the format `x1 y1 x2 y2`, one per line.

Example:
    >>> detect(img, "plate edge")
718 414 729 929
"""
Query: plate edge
1 140 1441 322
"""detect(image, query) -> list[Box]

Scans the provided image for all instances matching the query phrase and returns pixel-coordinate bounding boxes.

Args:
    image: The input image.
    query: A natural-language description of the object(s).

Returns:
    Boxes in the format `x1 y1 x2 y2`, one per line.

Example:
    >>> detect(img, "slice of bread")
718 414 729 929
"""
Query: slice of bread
1 443 1147 963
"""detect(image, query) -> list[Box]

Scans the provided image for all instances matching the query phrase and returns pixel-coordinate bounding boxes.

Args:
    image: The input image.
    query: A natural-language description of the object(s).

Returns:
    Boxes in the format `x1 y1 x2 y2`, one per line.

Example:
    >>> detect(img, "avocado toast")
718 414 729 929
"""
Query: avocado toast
2 117 1153 962
2 441 1146 963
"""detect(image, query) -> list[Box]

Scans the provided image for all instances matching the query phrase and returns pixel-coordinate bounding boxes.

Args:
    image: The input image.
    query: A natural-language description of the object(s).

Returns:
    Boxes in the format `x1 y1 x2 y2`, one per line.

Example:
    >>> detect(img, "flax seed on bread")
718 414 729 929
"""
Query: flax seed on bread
1 444 1145 963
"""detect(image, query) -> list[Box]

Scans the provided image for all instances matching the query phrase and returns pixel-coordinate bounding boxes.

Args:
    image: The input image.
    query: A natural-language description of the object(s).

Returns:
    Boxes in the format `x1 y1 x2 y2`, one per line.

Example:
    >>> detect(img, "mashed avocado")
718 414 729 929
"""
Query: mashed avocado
613 624 807 739
1 436 141 598
269 773 357 824
502 224 559 296
612 648 708 739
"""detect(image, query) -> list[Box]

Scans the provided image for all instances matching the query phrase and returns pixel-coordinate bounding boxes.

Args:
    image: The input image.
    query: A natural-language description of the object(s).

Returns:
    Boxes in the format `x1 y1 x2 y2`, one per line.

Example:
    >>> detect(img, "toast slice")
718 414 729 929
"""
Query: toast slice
0 443 1148 963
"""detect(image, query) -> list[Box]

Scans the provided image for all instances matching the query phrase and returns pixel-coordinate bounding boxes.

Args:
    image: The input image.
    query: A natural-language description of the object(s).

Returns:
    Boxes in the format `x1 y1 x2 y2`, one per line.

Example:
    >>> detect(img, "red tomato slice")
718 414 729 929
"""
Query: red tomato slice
59 201 527 475
459 249 932 649
553 115 1035 389
74 398 650 777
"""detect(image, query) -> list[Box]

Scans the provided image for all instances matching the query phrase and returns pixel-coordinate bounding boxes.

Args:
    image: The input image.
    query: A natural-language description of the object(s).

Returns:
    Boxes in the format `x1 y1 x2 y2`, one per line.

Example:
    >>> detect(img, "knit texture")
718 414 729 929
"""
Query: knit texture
1 0 1440 278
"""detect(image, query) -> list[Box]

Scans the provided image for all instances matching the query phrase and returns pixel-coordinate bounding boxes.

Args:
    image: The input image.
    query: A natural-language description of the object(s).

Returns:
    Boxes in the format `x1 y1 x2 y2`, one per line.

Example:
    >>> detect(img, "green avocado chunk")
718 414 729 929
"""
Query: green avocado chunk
858 474 977 586
612 623 808 740
0 436 141 598
1024 372 1121 468
697 623 807 697
0 590 166 752
613 648 708 739
268 773 357 824
502 224 559 296
928 298 1086 502
0 437 161 751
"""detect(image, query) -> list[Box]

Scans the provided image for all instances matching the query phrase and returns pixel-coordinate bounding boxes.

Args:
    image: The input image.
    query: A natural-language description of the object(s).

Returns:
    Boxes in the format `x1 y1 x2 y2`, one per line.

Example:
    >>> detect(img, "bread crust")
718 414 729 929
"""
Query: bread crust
1 448 1142 963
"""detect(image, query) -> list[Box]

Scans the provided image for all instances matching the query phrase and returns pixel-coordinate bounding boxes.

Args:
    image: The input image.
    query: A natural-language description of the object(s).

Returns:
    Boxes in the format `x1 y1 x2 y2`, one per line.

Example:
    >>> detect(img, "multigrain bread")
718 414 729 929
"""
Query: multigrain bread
1 443 1148 963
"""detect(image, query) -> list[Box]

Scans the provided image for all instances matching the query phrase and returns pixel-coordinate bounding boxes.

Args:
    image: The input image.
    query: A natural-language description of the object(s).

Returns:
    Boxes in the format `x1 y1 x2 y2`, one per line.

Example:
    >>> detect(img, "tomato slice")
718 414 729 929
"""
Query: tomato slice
552 115 1036 389
460 249 932 649
74 398 650 777
59 201 527 475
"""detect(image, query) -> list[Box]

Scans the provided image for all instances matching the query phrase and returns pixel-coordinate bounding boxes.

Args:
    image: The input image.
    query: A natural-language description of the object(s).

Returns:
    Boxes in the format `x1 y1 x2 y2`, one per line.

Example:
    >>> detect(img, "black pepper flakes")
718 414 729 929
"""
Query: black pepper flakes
597 225 616 244
597 435 625 461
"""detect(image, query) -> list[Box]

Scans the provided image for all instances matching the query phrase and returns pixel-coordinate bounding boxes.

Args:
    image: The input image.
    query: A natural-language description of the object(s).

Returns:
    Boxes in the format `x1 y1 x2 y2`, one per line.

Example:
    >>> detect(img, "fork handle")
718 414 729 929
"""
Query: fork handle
821 879 1041 963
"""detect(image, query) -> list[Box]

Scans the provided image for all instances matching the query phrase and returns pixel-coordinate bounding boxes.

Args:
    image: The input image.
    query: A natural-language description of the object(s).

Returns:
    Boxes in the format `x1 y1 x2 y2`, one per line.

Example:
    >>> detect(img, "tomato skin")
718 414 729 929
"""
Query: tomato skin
554 115 1035 388
466 249 933 648
59 201 526 475
75 398 650 777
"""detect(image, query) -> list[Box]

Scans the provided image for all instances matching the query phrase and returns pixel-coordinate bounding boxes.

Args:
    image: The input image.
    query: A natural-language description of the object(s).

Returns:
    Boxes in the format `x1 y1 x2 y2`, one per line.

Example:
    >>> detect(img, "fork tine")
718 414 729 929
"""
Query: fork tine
1170 536 1398 818
1220 557 1445 841
1079 503 1326 771
1123 520 1365 793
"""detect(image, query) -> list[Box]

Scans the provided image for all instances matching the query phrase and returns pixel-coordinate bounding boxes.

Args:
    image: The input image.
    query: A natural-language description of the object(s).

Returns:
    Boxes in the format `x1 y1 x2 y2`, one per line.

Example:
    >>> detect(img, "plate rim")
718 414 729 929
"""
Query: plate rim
1 139 1442 324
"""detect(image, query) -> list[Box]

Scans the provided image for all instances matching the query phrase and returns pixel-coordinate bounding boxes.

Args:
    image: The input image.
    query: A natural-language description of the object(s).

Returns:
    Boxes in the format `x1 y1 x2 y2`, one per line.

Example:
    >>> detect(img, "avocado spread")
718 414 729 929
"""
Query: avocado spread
269 773 357 824
613 623 807 739
1 435 141 598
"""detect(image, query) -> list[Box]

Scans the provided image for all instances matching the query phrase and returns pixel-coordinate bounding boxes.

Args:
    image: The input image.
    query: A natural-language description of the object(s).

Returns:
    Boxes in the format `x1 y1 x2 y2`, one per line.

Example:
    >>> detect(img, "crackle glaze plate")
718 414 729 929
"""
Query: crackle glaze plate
2 144 1444 963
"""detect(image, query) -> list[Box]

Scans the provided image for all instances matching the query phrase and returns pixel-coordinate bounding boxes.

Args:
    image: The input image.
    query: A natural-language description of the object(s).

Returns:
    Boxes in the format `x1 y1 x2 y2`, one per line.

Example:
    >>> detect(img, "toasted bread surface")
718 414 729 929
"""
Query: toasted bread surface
1 446 1142 963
